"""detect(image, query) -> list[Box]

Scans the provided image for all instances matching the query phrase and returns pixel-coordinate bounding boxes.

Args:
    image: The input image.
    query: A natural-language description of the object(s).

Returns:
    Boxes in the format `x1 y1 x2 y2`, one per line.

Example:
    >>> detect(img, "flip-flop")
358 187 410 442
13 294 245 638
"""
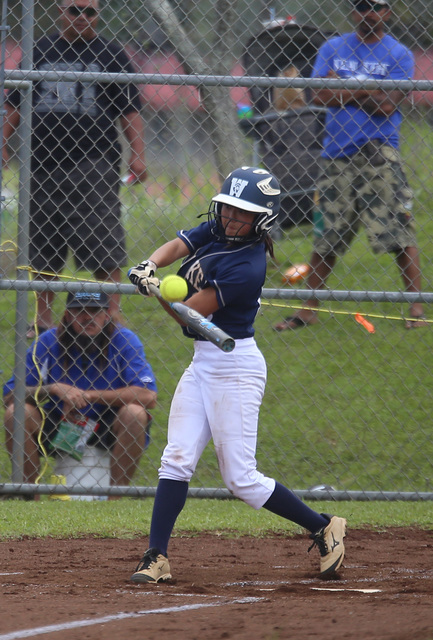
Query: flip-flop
405 315 429 330
274 316 310 332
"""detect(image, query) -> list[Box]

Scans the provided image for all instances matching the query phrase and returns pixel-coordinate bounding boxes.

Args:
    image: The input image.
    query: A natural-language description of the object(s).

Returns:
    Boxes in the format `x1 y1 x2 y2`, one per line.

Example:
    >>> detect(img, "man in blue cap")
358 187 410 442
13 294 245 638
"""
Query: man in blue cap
3 291 157 491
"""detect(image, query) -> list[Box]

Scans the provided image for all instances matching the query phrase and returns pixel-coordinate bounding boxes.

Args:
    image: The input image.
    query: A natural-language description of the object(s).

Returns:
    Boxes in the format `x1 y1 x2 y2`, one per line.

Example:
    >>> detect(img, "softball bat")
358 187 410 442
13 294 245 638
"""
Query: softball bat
149 283 235 353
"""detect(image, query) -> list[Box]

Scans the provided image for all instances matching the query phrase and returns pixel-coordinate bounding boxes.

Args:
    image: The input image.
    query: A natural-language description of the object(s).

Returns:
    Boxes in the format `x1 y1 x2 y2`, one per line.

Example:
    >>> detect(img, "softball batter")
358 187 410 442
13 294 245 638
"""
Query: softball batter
128 166 346 582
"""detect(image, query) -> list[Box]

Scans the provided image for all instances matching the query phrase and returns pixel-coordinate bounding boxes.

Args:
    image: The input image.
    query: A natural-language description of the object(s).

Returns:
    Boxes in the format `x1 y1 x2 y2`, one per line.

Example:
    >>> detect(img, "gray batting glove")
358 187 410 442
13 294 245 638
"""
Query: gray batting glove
128 260 157 287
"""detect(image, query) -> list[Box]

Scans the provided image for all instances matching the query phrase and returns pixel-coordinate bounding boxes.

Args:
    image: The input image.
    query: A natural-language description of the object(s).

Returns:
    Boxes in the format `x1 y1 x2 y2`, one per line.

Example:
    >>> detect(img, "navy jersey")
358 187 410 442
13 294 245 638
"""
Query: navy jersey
176 221 267 339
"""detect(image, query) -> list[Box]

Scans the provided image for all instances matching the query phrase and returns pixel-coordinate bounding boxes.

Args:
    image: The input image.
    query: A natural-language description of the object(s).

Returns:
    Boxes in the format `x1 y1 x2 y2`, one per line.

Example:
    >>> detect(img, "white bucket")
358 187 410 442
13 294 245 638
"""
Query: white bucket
53 446 111 501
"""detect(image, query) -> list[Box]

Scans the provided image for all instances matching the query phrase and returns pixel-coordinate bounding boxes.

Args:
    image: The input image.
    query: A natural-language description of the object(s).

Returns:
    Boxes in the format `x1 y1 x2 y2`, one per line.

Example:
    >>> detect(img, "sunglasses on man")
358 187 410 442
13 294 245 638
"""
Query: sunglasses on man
354 1 389 12
63 5 98 18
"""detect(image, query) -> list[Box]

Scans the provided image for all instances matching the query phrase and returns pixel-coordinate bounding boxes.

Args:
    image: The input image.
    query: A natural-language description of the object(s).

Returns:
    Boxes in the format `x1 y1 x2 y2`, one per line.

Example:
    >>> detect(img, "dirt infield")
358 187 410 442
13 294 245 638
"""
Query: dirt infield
1 528 432 640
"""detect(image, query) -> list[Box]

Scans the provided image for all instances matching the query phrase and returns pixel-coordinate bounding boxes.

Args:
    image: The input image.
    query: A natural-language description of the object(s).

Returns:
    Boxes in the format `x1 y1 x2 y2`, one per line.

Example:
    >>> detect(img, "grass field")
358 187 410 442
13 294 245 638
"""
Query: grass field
0 499 432 540
0 115 433 539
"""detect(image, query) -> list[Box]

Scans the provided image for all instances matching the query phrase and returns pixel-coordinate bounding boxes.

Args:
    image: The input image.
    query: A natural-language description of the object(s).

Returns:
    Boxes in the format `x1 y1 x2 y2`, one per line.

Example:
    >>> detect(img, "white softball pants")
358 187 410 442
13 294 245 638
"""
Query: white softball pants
159 337 276 509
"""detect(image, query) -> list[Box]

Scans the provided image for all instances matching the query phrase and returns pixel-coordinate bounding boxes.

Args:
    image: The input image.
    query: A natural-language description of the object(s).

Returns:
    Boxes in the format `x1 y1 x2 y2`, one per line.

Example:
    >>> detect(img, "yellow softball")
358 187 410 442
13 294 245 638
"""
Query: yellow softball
160 275 188 303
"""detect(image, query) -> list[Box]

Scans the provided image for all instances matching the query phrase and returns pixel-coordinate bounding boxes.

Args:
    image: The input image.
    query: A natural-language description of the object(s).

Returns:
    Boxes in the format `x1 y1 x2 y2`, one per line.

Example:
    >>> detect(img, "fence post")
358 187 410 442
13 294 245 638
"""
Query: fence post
11 0 33 484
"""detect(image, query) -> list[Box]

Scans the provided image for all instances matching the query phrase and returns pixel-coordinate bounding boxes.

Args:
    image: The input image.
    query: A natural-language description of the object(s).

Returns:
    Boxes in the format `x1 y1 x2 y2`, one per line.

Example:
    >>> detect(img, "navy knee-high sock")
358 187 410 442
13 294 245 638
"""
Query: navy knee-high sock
263 481 328 533
149 479 189 556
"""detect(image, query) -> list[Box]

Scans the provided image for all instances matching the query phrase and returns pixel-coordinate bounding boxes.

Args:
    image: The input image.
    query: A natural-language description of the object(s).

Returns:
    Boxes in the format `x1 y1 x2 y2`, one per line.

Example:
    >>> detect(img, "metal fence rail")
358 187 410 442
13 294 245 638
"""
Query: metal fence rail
2 482 433 502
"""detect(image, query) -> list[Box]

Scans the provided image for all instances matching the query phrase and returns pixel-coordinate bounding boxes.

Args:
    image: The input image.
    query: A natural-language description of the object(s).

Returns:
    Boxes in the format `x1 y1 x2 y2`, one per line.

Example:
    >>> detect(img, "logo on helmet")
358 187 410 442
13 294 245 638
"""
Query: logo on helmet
229 178 248 198
257 177 280 196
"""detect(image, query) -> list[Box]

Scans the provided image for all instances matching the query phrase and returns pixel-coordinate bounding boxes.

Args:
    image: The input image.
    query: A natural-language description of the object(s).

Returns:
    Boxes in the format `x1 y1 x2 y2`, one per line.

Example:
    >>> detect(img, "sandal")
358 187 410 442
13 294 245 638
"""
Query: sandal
405 315 429 330
274 316 311 332
26 324 51 339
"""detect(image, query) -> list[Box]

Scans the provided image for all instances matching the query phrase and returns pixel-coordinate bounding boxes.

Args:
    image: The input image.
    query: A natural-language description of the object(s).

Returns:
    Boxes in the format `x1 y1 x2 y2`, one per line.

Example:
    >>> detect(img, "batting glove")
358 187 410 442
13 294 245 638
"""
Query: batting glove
135 275 160 297
128 260 157 286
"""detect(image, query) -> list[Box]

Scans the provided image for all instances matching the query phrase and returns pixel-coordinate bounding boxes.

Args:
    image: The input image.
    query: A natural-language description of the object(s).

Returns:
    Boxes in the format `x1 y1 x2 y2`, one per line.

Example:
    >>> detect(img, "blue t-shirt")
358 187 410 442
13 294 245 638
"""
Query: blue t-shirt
176 221 266 339
311 32 414 158
3 325 157 420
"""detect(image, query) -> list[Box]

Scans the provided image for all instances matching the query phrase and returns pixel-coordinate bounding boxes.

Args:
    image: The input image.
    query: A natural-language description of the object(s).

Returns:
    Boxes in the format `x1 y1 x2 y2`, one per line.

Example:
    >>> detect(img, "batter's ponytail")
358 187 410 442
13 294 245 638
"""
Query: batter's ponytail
264 233 274 259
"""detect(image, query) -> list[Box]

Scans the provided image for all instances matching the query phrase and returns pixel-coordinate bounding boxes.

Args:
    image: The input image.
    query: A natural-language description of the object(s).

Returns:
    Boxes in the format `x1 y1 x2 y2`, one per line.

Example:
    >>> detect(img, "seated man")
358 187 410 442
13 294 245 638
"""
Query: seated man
3 291 157 490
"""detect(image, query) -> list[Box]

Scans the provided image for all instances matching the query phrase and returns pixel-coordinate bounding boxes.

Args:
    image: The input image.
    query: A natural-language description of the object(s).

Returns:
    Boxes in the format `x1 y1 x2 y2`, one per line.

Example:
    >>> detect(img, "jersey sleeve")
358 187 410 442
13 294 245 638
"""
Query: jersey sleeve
311 39 335 78
388 44 414 80
177 221 214 253
6 36 56 109
105 43 142 116
114 329 157 391
2 334 52 397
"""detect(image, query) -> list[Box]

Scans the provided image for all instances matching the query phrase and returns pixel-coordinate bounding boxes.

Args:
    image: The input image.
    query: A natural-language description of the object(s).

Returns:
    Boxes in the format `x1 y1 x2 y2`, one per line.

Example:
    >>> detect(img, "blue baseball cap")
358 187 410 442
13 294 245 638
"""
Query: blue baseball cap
66 291 110 309
351 0 389 6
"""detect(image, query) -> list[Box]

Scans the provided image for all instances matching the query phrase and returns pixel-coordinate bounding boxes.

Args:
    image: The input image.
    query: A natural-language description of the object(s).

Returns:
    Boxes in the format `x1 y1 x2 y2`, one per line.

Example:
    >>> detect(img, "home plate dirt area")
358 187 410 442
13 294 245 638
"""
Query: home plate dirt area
1 528 432 640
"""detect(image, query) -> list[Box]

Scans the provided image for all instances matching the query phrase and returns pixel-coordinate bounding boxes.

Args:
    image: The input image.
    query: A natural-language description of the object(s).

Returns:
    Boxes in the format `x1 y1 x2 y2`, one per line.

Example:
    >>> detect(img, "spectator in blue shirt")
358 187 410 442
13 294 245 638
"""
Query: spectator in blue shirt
3 291 157 487
275 0 427 331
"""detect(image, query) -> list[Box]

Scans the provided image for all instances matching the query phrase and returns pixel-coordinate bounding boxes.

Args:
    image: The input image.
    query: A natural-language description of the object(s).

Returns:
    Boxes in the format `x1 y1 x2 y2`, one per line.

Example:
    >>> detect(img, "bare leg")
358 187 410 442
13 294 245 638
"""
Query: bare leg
396 246 427 328
4 403 43 483
110 404 149 487
275 253 336 330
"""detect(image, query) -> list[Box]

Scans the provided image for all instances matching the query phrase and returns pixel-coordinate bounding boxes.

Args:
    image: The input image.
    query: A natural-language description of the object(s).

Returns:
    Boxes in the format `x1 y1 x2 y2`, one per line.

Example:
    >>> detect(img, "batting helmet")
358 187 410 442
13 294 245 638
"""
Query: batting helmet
210 166 281 243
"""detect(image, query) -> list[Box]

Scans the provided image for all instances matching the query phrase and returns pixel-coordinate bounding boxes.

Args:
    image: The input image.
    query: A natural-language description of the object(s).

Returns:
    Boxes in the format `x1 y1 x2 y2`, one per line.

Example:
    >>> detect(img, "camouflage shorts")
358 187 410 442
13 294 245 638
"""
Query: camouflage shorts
313 144 417 256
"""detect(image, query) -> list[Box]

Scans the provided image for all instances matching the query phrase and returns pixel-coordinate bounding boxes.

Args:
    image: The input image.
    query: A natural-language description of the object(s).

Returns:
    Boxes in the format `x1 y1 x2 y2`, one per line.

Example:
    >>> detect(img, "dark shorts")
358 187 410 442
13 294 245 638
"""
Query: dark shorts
39 408 151 455
313 144 418 257
29 158 126 274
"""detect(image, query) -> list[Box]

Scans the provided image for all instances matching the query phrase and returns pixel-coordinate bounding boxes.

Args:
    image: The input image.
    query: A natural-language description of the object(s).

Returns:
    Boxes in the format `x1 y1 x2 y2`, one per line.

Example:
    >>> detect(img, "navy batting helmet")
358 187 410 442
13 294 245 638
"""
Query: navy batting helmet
210 166 281 243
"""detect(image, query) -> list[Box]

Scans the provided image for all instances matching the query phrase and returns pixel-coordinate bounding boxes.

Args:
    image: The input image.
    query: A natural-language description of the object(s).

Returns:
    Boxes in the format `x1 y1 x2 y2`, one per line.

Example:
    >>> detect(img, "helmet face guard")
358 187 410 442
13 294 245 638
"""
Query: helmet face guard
209 166 280 243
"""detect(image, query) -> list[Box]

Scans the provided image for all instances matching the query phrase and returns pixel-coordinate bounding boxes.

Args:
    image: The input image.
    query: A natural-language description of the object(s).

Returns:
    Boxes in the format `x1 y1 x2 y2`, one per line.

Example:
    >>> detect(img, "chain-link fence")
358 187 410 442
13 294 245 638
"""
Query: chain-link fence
1 0 433 500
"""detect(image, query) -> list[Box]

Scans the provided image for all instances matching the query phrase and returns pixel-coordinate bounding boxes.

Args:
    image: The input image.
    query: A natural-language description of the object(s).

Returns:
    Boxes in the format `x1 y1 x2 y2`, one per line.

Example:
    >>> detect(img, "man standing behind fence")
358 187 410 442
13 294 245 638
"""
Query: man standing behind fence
275 0 427 332
3 0 147 338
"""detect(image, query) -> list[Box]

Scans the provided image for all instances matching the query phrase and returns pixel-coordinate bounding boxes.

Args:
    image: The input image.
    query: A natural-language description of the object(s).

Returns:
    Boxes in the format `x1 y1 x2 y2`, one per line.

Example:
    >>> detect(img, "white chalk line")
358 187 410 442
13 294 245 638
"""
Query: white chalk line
115 589 222 598
224 579 384 594
224 579 288 587
0 596 264 640
312 588 382 594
